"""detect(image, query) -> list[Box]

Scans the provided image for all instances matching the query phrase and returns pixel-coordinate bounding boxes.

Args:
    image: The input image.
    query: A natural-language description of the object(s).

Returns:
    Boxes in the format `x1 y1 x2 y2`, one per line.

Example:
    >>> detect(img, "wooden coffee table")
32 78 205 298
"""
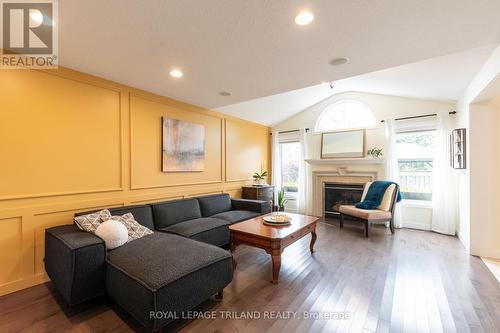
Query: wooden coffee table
229 213 318 284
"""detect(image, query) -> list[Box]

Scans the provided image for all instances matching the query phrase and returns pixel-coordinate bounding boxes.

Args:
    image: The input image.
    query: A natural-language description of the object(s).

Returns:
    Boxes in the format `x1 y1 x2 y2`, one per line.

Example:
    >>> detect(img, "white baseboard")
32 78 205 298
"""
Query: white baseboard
401 221 431 231
481 257 500 282
457 230 470 252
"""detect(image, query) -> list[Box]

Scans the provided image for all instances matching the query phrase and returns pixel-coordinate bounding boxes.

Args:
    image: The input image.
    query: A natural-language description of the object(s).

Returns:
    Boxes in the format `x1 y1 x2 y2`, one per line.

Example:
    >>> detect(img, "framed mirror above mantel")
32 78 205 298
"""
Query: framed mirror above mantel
320 129 366 159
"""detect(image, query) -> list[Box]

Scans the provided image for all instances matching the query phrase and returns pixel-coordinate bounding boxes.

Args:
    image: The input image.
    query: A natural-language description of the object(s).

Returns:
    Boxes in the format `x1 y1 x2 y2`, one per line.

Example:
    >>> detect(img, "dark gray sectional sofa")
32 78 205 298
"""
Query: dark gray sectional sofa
44 193 270 330
152 195 266 246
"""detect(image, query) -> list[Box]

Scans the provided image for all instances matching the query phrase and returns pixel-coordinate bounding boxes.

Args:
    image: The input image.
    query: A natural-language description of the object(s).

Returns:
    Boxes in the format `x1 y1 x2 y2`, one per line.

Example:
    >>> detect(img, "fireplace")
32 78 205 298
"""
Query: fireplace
310 169 377 216
324 183 364 217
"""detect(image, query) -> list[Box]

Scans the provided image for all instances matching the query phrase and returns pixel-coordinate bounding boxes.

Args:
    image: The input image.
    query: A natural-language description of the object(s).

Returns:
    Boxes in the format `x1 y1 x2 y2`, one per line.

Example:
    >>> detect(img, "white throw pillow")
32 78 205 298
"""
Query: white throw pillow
101 213 153 242
95 219 128 250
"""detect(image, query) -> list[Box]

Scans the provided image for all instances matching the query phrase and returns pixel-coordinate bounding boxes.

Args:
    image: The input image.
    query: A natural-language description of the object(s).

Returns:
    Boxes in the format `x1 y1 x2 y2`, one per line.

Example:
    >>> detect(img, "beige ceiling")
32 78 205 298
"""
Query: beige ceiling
59 1 500 111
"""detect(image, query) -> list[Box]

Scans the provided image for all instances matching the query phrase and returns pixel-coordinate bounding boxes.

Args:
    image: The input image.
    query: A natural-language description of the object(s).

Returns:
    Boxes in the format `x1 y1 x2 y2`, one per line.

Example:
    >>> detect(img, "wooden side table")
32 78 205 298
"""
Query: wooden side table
242 185 275 202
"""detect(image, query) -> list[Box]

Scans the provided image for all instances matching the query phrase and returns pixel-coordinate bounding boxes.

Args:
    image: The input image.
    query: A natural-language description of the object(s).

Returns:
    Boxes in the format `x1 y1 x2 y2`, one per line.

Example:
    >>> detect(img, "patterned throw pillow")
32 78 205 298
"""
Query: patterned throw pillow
74 209 111 233
102 213 153 242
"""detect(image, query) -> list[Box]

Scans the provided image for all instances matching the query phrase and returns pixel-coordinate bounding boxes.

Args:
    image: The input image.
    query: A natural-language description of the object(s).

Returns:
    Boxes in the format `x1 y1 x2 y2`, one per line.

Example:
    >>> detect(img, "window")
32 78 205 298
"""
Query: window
280 141 300 212
280 142 300 193
396 130 436 201
315 100 376 132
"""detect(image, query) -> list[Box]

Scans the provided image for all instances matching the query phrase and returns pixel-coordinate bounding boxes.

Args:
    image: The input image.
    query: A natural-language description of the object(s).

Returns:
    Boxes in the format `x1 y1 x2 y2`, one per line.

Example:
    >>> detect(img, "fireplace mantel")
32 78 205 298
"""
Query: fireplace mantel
305 158 385 165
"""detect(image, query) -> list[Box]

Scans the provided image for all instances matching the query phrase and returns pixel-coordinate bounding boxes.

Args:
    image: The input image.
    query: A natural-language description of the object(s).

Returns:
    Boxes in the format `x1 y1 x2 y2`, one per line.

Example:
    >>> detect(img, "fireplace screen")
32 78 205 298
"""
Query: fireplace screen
324 183 364 216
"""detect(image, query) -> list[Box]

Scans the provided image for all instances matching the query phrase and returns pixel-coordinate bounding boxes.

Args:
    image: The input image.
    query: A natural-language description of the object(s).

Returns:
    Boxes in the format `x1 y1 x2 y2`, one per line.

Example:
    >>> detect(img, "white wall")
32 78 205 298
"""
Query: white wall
273 91 455 228
456 42 500 256
469 99 500 258
454 99 471 250
274 91 454 139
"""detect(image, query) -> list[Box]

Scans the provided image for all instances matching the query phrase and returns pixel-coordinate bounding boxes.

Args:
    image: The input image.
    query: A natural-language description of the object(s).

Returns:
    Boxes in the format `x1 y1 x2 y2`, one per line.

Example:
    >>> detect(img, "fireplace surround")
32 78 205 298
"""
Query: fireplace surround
311 170 377 216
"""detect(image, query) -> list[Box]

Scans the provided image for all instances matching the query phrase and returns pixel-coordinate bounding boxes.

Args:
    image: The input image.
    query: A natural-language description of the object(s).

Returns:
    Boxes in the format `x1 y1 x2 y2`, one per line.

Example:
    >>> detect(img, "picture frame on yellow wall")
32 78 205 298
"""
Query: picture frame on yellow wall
162 117 205 172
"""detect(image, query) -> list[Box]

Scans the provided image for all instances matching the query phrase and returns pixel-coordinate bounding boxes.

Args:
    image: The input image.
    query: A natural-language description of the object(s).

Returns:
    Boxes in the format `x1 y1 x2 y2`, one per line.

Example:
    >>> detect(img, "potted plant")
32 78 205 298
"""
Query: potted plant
276 189 288 212
367 147 383 158
252 167 268 186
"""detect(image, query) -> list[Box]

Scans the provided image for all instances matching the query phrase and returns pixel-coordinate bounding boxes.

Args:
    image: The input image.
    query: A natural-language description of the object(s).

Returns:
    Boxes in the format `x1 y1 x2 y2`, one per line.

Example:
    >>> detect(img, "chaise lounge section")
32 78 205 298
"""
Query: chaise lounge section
106 232 232 329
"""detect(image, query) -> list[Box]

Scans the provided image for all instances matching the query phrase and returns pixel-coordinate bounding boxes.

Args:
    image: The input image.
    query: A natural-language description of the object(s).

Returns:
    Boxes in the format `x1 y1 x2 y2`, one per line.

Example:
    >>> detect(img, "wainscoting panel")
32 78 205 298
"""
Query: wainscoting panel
184 191 223 198
225 188 243 198
129 94 223 190
225 119 270 182
128 195 184 205
0 217 23 285
0 66 270 296
34 211 74 276
0 70 123 200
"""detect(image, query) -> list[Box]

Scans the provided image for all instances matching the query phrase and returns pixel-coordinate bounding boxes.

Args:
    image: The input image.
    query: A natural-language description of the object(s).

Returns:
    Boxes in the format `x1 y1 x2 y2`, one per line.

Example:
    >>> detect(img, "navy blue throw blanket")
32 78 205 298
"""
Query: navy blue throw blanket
355 181 402 210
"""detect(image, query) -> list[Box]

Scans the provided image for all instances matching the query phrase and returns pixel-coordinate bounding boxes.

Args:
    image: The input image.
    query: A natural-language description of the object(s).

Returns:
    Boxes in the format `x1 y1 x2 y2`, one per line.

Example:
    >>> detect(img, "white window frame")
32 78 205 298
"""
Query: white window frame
396 129 436 203
279 140 300 212
279 140 300 193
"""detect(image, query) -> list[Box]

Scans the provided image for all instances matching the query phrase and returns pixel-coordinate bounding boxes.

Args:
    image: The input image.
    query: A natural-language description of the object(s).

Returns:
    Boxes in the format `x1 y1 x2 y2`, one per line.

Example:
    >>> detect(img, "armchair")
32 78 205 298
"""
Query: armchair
338 182 400 237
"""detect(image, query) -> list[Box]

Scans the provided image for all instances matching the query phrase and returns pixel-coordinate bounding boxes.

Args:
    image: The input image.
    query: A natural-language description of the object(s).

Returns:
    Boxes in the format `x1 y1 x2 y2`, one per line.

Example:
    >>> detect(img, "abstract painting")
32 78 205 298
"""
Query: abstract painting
162 117 205 172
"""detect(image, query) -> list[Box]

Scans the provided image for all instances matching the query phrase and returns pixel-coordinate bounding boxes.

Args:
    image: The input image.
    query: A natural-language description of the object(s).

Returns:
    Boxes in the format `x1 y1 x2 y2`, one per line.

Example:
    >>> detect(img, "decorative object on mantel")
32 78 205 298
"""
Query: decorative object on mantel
321 129 365 159
450 128 466 169
367 147 383 158
252 166 268 185
162 117 205 172
337 167 348 176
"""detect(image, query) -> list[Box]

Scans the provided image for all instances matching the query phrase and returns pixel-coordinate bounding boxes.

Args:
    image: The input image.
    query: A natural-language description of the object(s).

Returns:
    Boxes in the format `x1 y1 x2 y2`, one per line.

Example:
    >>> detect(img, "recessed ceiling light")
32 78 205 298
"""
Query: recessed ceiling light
294 11 314 26
219 91 231 96
329 57 350 66
169 69 183 78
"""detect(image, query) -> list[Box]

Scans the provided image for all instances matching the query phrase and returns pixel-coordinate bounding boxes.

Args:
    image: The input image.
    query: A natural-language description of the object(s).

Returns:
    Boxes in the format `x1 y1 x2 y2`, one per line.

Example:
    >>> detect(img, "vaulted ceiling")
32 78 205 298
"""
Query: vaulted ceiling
216 45 496 125
59 1 500 121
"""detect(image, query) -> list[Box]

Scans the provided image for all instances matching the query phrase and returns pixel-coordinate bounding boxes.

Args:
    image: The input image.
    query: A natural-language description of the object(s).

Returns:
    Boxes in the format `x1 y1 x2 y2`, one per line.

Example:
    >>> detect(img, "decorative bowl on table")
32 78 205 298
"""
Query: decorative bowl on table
263 214 292 226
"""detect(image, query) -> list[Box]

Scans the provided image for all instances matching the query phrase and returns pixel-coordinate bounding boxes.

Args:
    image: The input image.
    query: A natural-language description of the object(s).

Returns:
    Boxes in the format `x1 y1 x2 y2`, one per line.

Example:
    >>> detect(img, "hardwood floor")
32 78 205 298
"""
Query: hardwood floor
1 220 499 333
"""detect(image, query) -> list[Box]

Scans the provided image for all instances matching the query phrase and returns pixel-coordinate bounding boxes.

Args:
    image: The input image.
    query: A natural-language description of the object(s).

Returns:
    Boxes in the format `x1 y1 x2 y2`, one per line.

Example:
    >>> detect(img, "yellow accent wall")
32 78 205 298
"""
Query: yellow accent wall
0 67 271 296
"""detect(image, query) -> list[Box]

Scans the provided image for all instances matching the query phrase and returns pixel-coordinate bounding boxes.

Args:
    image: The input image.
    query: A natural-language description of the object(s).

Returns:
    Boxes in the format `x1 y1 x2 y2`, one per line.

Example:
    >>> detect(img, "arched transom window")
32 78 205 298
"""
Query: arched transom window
315 100 376 132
